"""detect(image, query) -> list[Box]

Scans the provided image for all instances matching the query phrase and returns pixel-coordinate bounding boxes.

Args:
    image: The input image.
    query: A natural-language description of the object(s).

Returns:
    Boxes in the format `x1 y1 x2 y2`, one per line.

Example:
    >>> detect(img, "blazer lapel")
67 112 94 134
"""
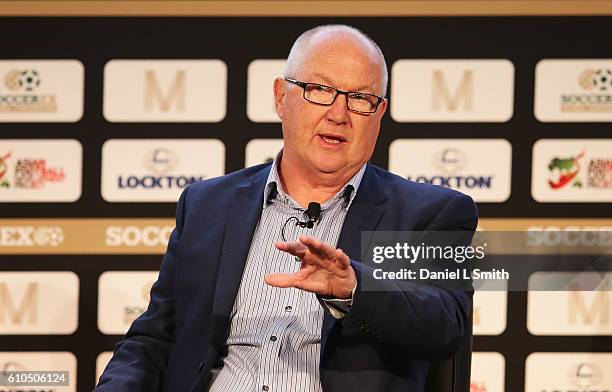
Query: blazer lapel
208 167 270 349
321 164 389 355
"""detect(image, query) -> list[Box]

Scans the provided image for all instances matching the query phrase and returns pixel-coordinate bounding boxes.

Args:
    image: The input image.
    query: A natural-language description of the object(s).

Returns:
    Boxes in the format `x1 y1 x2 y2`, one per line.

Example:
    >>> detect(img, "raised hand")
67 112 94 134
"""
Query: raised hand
264 235 356 299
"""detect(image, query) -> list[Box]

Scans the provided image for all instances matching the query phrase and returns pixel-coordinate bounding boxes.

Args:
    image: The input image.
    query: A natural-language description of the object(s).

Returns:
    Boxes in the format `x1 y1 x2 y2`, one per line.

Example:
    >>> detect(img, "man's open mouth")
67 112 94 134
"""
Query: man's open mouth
319 134 347 144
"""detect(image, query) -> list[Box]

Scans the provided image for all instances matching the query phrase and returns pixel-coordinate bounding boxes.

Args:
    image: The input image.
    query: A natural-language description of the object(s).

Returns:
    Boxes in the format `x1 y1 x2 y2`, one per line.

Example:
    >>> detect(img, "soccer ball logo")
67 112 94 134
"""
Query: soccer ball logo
19 69 41 91
579 68 612 91
4 69 41 92
593 69 612 91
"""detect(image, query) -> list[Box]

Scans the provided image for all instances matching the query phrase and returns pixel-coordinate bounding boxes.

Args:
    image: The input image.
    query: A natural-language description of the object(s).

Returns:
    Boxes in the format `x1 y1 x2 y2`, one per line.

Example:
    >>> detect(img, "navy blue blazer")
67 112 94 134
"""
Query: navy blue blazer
96 162 478 392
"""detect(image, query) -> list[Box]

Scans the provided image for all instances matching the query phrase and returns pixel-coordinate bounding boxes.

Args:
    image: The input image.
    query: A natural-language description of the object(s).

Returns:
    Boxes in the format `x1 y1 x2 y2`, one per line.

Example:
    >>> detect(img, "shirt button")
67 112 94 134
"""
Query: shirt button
270 335 277 341
284 306 292 313
262 386 269 391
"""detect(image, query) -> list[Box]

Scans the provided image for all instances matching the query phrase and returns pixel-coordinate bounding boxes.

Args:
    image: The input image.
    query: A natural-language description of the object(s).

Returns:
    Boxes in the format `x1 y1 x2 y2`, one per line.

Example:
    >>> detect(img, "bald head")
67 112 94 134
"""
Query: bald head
284 24 388 96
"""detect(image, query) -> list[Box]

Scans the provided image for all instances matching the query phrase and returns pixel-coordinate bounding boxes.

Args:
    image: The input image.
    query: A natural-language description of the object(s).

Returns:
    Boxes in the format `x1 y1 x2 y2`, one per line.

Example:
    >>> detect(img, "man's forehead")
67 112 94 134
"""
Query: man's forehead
310 72 373 93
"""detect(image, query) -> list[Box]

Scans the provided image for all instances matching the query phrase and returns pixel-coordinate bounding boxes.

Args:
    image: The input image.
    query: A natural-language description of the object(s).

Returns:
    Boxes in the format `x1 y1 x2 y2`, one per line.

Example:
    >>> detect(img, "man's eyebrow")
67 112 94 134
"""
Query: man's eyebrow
312 72 372 93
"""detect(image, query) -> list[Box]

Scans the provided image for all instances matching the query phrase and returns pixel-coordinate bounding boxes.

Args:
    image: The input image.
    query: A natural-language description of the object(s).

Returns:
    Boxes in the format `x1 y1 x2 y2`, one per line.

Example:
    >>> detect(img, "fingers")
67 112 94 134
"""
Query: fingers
264 273 301 289
275 241 308 258
299 235 337 259
275 236 351 271
335 248 351 269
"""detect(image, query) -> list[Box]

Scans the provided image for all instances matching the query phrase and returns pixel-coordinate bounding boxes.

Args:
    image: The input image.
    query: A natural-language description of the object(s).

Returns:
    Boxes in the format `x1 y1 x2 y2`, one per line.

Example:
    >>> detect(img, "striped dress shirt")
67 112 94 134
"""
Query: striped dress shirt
208 156 366 392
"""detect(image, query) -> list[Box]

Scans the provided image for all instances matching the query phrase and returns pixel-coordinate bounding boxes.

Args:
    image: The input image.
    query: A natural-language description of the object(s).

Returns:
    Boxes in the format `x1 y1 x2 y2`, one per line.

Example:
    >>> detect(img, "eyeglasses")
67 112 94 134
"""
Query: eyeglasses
284 77 384 114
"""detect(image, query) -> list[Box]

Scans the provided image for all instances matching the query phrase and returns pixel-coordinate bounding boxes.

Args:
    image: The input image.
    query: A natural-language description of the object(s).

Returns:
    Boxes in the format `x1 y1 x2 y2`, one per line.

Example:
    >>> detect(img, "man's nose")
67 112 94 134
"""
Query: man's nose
326 93 350 125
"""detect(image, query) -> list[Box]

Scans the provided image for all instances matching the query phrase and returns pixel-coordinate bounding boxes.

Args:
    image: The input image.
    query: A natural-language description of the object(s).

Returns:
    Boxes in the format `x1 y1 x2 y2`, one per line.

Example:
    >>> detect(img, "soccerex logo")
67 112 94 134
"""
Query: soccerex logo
1 68 57 113
0 226 64 247
105 225 173 247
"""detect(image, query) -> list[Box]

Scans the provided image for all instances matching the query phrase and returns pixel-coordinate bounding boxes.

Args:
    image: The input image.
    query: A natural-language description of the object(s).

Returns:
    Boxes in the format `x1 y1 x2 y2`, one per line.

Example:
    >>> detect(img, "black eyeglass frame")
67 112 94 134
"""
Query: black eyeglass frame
284 77 385 114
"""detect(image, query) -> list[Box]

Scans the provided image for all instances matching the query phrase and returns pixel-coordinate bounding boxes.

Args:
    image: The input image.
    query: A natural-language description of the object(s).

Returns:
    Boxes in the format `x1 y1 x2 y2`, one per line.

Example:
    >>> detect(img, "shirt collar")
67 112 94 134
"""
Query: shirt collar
263 150 366 210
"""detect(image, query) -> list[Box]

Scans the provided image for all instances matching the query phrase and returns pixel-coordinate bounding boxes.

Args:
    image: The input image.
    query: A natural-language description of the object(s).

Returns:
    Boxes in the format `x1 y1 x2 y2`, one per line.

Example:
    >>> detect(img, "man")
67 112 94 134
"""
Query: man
96 24 478 392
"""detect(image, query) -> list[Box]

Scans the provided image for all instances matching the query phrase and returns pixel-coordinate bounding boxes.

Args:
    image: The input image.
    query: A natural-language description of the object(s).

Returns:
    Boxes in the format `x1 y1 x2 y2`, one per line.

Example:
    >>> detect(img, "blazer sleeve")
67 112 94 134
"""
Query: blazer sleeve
340 192 478 361
95 186 189 391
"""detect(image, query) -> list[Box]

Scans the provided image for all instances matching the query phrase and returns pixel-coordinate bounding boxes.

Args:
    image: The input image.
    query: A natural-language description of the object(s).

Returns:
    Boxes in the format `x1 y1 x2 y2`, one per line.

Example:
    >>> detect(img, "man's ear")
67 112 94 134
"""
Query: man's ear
378 98 388 118
273 77 286 120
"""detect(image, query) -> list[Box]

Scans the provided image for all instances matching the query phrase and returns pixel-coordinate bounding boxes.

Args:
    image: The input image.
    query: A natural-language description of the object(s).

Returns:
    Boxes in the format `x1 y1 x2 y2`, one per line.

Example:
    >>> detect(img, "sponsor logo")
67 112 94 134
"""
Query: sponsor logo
528 273 611 335
527 356 612 392
390 59 514 122
546 150 611 190
104 60 227 122
407 147 494 190
0 226 64 247
0 151 10 188
0 272 78 334
561 68 612 113
389 139 511 202
535 60 612 122
567 363 603 389
568 290 609 326
98 271 157 334
124 280 153 325
0 60 83 122
105 225 173 247
102 139 224 202
526 226 612 248
0 150 66 190
0 68 57 113
0 282 37 325
432 69 474 112
117 148 201 190
532 140 612 202
144 70 186 112
0 218 176 254
0 140 81 203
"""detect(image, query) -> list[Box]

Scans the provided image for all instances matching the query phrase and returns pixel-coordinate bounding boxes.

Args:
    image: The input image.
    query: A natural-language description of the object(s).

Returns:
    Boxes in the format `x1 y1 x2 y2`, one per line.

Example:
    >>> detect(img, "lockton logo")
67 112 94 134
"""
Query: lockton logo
103 60 227 122
532 139 612 202
0 272 79 334
98 271 157 334
567 363 603 388
245 139 283 167
101 139 225 202
528 272 611 335
0 226 64 247
0 60 83 122
247 60 286 122
0 140 82 202
388 139 512 202
535 59 612 121
526 353 612 392
390 59 514 122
